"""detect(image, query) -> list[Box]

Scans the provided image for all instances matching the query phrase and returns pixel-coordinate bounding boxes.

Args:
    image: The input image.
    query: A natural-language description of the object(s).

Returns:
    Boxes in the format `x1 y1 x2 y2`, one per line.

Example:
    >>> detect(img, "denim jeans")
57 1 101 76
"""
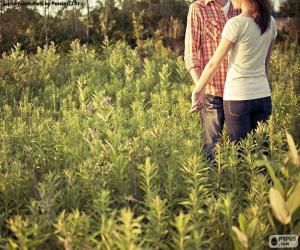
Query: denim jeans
223 96 272 142
199 94 225 162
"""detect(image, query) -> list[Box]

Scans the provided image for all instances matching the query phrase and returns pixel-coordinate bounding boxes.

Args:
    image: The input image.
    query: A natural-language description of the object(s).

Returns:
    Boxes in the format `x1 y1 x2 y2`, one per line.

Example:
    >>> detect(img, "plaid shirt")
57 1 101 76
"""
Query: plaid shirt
184 0 240 97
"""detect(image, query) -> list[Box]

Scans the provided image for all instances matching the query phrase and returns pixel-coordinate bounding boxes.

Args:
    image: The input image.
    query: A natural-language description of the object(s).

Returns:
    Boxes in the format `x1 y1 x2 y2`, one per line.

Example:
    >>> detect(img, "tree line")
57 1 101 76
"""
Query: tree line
0 0 299 54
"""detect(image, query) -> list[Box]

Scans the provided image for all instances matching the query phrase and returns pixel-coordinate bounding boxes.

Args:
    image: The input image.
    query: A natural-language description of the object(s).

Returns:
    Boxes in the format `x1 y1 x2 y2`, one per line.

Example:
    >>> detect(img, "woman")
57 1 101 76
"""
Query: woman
190 0 277 143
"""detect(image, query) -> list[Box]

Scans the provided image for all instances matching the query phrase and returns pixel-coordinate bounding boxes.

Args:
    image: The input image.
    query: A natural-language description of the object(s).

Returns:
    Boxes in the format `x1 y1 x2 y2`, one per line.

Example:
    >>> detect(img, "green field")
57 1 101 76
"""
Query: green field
0 40 299 249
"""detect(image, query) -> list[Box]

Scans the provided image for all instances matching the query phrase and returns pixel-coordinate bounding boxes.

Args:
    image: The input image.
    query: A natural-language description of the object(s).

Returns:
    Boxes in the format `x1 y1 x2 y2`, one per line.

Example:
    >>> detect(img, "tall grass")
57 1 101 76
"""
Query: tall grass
0 39 299 249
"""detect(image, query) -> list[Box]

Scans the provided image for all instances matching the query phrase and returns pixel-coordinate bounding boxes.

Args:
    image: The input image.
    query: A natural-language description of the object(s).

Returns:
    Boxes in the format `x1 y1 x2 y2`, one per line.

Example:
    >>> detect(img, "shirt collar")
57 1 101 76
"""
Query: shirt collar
204 0 214 4
205 0 231 6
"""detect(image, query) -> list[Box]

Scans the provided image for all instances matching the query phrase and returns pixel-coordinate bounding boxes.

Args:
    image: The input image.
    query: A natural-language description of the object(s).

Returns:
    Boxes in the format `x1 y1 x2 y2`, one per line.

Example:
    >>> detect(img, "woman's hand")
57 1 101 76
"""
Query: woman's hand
189 89 205 113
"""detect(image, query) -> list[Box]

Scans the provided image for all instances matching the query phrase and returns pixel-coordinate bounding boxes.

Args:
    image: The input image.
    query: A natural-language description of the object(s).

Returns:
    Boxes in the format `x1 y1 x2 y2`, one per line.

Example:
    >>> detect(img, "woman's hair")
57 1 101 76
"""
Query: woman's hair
247 0 271 34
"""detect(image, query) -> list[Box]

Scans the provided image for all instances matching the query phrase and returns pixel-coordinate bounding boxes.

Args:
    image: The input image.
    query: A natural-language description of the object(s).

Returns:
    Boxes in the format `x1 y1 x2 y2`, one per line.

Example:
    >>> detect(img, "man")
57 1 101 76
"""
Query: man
184 0 240 162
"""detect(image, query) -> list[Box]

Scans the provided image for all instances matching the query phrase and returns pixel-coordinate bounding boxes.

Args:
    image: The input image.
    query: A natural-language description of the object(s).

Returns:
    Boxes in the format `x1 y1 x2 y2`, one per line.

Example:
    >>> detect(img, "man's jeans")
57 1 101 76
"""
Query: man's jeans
223 96 272 142
199 94 225 162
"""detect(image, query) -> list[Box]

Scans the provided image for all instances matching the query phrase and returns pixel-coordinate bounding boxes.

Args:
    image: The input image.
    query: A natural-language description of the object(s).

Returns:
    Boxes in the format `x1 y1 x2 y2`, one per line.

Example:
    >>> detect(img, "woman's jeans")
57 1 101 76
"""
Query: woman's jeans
223 96 272 142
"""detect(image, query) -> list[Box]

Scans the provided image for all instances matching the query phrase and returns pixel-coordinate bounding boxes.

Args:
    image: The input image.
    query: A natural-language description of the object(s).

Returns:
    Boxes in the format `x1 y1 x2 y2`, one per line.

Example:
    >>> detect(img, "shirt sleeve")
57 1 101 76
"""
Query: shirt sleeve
271 16 277 41
184 3 203 73
221 19 240 43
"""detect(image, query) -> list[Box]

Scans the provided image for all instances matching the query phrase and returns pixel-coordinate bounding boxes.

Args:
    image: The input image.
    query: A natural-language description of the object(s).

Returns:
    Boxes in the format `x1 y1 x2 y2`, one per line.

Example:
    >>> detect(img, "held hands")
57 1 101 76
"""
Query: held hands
189 89 205 113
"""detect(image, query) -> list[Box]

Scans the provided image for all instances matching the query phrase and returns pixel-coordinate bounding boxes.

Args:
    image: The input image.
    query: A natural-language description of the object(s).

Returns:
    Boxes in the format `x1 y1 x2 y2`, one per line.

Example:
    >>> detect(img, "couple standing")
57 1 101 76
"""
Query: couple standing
184 0 277 162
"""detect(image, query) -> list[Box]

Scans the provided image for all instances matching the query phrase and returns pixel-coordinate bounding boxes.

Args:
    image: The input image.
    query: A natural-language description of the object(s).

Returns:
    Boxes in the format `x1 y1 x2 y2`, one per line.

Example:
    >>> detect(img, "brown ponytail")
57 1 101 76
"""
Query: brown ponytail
248 0 271 34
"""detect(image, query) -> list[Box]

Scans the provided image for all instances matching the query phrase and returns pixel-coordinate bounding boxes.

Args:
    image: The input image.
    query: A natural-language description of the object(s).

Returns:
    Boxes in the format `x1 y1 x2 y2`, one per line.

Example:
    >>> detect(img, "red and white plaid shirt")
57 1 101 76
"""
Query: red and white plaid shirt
184 0 240 97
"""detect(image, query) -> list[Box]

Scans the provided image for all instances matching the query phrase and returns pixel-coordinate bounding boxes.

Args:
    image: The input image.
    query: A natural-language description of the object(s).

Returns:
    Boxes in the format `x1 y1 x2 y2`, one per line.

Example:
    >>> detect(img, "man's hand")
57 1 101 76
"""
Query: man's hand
189 89 205 113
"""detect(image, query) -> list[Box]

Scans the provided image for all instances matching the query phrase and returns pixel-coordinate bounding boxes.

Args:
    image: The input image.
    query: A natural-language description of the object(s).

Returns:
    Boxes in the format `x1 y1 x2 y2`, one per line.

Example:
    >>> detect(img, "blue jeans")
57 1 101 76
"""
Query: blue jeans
223 96 272 142
199 94 225 162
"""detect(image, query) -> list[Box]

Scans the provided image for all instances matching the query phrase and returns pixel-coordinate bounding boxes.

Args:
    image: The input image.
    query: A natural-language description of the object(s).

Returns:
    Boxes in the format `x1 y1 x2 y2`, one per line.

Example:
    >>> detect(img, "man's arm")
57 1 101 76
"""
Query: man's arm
184 3 203 86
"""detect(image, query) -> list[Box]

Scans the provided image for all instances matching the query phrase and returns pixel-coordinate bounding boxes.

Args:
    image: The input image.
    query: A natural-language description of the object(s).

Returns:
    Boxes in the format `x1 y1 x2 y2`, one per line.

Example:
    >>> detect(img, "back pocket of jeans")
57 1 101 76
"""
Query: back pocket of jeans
229 101 249 116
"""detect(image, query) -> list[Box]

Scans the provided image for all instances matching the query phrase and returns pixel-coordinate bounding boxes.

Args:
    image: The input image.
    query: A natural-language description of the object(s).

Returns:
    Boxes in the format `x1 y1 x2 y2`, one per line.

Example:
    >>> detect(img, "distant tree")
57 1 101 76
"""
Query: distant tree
54 9 85 41
278 0 300 44
43 0 50 43
0 0 196 53
0 0 3 41
98 0 118 41
99 0 110 40
86 0 90 43
279 0 300 17
0 7 44 53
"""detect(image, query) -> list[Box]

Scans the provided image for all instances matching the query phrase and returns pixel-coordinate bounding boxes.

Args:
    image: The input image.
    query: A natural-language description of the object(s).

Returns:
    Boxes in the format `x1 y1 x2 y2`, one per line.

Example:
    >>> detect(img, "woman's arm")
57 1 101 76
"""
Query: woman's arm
189 37 233 112
194 37 233 94
265 41 275 76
